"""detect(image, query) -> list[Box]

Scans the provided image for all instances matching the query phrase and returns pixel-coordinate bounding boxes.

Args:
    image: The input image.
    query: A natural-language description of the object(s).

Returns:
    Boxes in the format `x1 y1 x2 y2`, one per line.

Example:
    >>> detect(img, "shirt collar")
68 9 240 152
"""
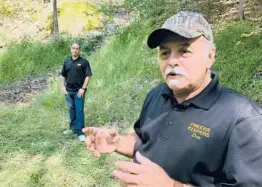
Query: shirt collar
161 73 222 110
71 56 81 61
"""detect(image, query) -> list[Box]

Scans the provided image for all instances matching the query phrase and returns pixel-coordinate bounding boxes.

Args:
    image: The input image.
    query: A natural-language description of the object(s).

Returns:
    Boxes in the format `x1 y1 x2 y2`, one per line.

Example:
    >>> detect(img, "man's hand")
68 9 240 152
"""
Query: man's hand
113 151 174 187
82 127 120 157
62 86 68 96
77 88 85 97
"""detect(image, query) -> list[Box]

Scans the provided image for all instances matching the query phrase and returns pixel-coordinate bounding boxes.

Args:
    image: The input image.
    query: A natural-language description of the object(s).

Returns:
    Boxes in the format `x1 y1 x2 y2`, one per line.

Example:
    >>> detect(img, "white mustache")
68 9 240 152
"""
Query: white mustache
164 67 188 78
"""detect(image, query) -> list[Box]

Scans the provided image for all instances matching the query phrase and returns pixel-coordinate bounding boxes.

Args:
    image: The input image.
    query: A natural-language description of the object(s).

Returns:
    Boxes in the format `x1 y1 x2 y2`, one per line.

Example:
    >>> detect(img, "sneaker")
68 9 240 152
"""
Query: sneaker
78 135 86 142
63 129 74 136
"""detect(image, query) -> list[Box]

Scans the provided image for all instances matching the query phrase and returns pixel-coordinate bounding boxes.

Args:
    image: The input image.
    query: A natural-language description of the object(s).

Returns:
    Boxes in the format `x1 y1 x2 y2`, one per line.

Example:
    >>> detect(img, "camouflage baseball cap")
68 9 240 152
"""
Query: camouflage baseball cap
147 11 213 48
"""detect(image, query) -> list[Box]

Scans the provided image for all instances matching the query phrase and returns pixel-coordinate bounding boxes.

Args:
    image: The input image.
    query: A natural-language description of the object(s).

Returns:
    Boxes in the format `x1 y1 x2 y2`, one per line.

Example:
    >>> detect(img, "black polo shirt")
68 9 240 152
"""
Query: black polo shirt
61 56 92 92
134 73 262 186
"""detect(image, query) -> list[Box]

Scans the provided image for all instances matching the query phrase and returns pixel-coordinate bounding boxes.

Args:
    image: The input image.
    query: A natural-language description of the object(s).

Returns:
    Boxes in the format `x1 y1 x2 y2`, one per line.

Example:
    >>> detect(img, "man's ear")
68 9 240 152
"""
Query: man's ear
206 46 216 69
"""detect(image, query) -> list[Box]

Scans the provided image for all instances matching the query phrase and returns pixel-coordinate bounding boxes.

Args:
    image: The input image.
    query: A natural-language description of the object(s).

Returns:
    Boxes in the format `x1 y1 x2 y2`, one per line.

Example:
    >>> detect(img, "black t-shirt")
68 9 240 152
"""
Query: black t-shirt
61 56 92 92
134 73 262 186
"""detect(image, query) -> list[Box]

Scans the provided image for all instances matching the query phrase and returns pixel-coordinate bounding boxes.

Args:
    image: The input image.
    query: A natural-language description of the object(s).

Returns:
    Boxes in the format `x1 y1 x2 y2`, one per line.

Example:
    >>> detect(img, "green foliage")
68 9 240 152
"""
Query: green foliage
1 12 262 187
59 1 102 33
0 37 69 84
118 0 220 26
0 0 43 19
0 0 18 18
85 22 161 125
123 0 171 24
213 22 262 101
0 34 104 84
78 33 104 55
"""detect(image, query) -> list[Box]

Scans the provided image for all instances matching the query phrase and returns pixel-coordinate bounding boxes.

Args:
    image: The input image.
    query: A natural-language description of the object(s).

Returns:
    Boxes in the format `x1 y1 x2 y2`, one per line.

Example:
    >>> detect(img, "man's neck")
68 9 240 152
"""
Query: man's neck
72 56 80 60
175 73 212 103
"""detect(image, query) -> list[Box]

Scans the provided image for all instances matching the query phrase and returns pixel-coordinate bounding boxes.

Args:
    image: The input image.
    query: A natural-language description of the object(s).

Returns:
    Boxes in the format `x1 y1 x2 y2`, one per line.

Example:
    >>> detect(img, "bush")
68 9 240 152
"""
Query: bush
0 34 105 84
85 22 161 125
213 22 262 102
0 37 69 84
101 0 222 27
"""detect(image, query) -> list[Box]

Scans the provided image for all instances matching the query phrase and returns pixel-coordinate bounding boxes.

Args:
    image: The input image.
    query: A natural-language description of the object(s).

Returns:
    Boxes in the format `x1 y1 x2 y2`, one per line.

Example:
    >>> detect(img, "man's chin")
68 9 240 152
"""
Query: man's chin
166 82 188 94
167 80 179 89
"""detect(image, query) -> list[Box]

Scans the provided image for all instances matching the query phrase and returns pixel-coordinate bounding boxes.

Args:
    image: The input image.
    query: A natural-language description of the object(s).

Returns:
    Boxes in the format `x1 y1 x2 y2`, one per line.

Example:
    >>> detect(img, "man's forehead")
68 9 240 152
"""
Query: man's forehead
72 43 80 49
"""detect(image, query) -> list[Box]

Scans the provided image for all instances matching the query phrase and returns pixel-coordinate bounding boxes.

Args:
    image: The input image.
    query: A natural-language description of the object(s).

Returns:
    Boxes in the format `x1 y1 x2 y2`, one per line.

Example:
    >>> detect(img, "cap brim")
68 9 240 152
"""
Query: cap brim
147 28 202 49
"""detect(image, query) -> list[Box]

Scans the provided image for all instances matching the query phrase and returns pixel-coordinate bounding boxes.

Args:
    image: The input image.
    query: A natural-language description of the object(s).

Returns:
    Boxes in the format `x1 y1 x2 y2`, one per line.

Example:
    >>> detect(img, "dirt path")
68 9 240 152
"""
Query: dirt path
0 72 56 106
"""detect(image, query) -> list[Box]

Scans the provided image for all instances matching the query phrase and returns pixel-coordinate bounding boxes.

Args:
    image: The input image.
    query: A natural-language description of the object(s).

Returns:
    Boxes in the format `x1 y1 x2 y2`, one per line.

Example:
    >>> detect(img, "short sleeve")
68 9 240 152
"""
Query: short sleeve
134 88 156 140
85 60 92 77
221 115 262 186
61 62 66 77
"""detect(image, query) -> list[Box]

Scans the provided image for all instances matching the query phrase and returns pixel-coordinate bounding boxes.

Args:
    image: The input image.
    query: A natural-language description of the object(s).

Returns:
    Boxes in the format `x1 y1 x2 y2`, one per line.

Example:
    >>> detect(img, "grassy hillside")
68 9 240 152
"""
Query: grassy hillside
214 22 262 102
0 21 262 186
0 34 103 84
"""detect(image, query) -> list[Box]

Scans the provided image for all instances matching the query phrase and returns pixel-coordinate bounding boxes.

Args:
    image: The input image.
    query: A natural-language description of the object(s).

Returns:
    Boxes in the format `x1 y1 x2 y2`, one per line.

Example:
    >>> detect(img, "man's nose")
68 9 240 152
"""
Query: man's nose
168 55 181 67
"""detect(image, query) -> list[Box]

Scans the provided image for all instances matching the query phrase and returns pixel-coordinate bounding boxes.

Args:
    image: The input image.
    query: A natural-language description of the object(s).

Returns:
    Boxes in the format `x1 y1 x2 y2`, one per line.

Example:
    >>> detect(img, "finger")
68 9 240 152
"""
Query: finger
93 149 101 158
85 134 95 145
116 161 143 174
95 131 103 146
135 152 156 167
82 127 90 134
82 127 98 135
89 143 96 152
109 128 118 136
126 185 138 187
85 136 91 146
119 181 128 187
119 181 137 187
113 170 137 184
84 137 93 151
112 136 120 143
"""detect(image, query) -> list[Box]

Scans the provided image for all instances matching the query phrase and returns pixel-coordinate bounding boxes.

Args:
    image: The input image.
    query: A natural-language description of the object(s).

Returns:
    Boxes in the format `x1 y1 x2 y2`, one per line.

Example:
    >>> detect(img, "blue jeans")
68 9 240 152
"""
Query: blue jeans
65 92 85 136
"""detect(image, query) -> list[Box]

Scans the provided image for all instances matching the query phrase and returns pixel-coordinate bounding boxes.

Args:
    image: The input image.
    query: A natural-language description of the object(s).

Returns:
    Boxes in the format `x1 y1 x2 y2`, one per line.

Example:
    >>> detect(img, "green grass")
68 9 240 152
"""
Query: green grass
0 21 262 186
213 21 262 102
0 79 126 187
0 34 104 85
0 22 160 186
0 37 70 84
85 22 161 125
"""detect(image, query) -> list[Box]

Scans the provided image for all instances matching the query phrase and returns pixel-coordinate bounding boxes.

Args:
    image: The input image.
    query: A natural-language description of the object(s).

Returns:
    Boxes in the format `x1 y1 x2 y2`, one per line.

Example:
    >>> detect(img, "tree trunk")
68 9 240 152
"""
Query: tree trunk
53 0 59 35
238 0 245 20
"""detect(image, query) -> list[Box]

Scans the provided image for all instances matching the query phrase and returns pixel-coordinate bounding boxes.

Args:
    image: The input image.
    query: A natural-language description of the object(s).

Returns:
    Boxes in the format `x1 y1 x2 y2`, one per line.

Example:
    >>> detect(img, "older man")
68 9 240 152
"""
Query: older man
83 11 262 186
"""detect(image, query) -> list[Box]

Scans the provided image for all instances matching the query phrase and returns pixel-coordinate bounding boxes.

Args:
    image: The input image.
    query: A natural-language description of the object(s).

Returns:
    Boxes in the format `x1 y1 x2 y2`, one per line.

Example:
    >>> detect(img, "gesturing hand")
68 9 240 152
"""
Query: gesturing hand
113 151 174 187
82 127 120 157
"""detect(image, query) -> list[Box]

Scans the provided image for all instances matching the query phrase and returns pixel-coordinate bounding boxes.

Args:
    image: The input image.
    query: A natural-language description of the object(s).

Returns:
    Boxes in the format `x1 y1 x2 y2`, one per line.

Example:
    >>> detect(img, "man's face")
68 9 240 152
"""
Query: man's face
159 34 215 95
71 43 81 57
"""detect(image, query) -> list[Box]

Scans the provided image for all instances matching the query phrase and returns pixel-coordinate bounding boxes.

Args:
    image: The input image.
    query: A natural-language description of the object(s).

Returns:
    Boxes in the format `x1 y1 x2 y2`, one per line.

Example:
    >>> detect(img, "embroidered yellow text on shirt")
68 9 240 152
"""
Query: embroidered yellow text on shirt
188 122 211 140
